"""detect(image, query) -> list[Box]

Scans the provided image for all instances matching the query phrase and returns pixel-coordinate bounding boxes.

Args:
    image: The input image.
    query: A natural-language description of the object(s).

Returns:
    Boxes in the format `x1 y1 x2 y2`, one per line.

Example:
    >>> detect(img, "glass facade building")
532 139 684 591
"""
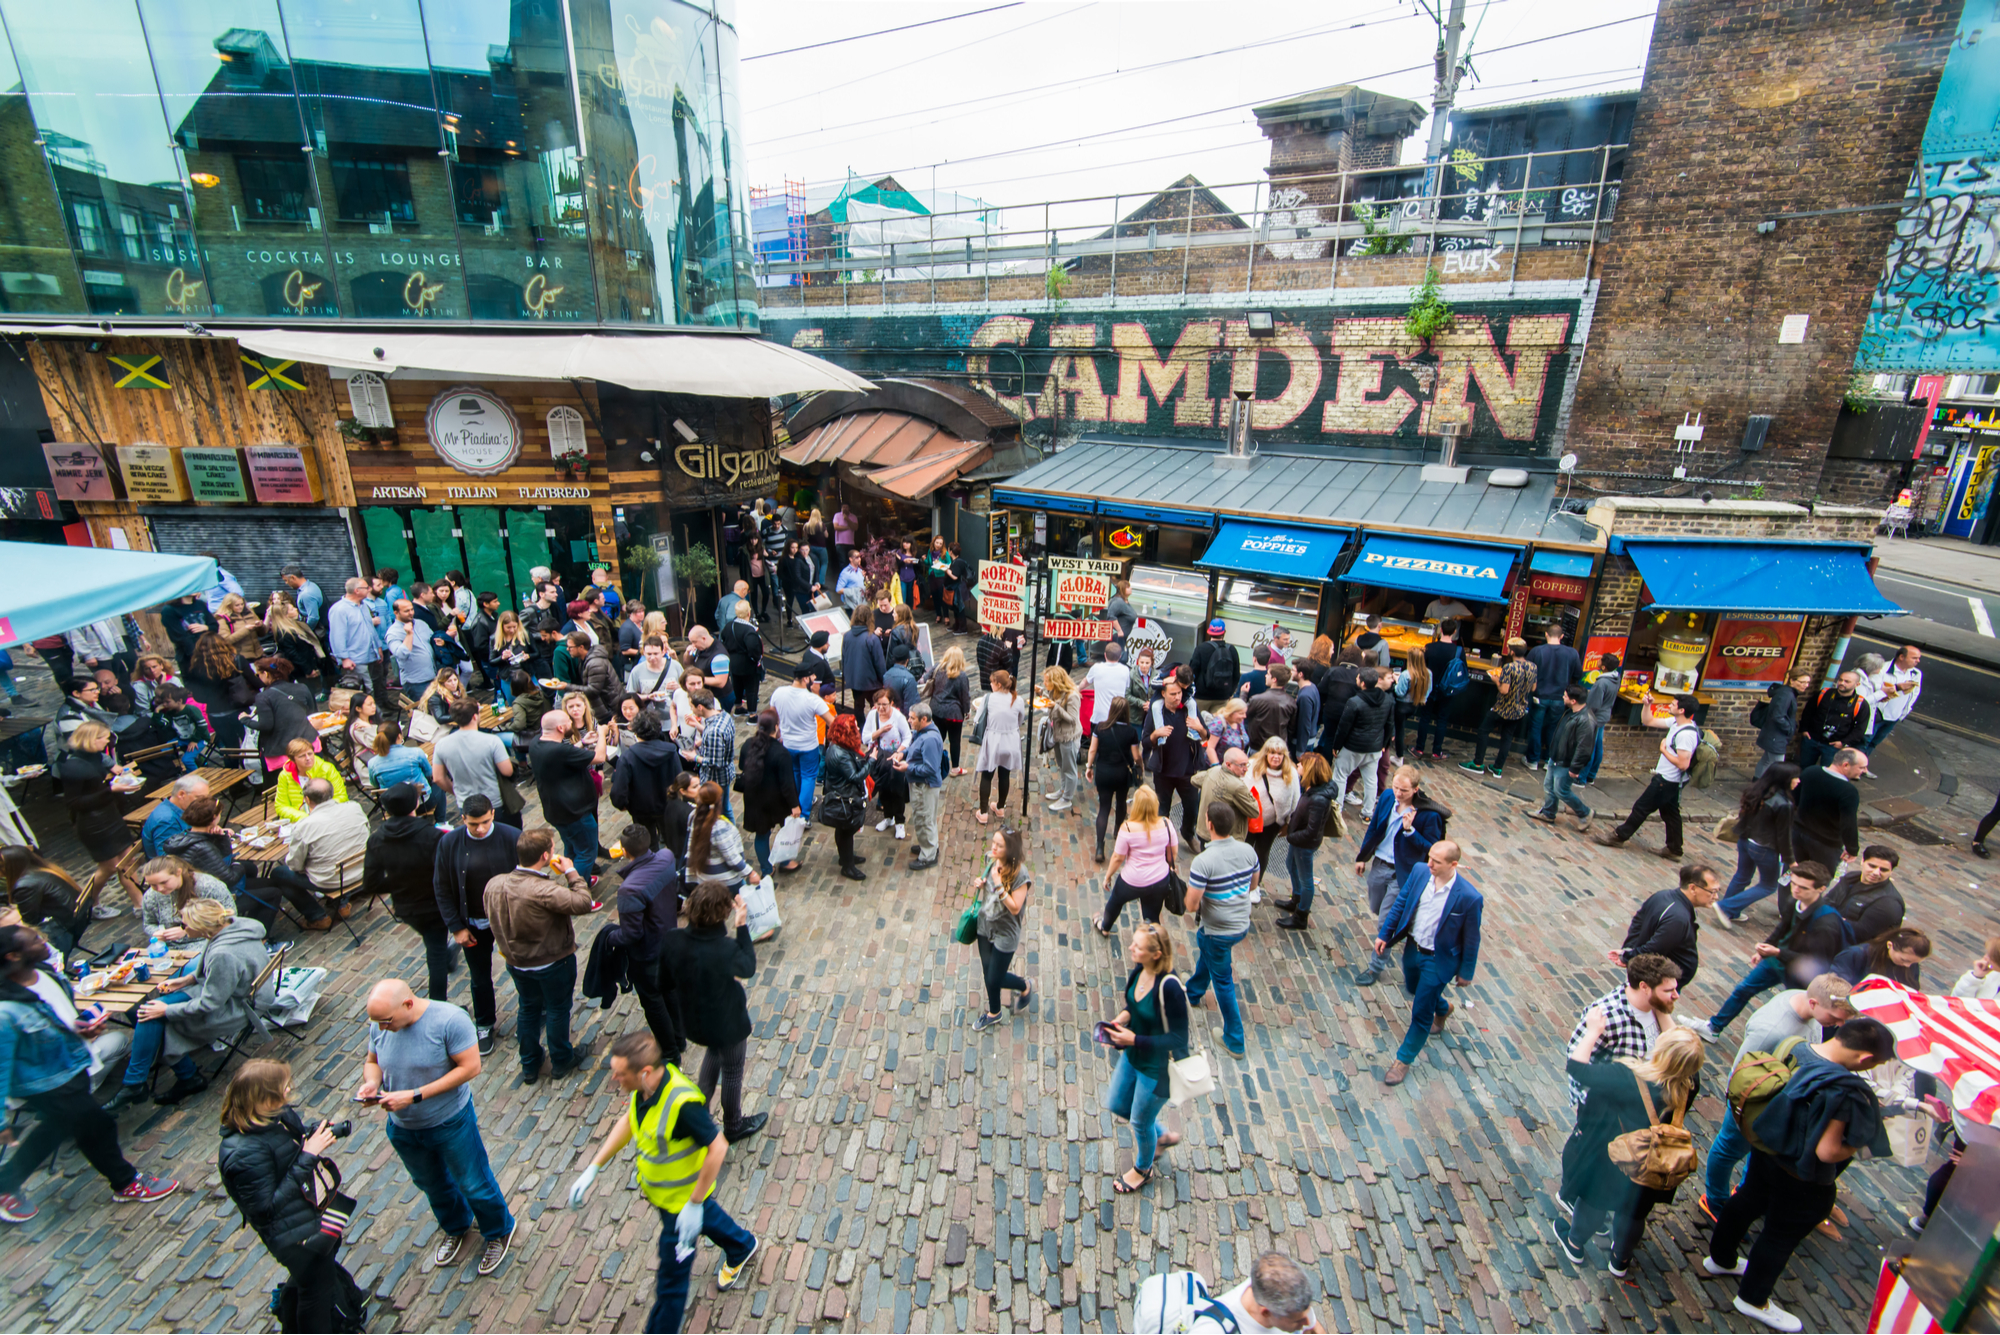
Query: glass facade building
0 0 754 326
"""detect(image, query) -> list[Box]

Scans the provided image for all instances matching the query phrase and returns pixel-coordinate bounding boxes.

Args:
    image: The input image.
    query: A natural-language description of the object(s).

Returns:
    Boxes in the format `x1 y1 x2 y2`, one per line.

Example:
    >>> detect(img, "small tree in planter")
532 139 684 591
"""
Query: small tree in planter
671 541 720 632
621 541 661 604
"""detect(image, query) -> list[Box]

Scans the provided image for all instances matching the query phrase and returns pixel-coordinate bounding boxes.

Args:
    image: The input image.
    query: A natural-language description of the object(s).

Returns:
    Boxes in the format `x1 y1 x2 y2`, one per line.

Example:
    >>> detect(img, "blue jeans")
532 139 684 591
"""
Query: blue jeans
1718 839 1784 919
1285 843 1316 912
1538 763 1590 818
121 994 199 1088
508 953 577 1073
1186 927 1246 1053
1705 1104 1753 1204
1577 725 1605 785
1799 736 1838 768
1865 718 1899 754
386 1100 514 1240
648 1196 755 1334
752 830 773 876
1106 1053 1171 1172
789 745 821 817
1525 697 1562 765
552 814 599 880
1709 956 1786 1032
1395 943 1457 1065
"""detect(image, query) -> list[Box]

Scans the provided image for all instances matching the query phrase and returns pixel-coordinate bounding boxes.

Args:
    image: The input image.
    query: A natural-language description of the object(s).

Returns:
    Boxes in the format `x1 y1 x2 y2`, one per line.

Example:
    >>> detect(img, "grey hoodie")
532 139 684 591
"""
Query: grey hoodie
163 916 273 1056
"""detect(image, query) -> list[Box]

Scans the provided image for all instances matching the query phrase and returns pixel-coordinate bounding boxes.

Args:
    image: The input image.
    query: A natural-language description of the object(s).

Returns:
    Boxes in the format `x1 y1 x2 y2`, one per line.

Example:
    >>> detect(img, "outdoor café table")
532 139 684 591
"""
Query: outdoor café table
227 819 294 872
148 766 250 814
78 949 198 1019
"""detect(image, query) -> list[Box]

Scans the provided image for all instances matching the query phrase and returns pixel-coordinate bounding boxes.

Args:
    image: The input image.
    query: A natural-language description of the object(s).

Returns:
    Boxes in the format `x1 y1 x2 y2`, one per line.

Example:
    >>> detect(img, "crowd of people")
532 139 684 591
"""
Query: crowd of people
1 531 1994 1335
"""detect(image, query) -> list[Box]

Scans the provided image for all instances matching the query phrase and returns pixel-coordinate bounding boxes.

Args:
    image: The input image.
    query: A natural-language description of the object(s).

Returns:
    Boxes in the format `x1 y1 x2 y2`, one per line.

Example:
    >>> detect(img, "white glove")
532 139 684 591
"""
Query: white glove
674 1201 705 1257
567 1164 598 1209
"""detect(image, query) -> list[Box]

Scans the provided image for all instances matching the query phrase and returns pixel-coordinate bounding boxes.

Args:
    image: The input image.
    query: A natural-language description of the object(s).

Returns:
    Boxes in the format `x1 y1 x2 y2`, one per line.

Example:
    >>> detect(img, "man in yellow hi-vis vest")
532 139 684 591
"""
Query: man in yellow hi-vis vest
567 1031 758 1333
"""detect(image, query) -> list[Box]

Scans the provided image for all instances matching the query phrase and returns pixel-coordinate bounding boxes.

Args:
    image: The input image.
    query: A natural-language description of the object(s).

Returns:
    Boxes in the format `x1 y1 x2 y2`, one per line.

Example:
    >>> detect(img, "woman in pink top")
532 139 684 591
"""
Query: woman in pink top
1093 785 1178 933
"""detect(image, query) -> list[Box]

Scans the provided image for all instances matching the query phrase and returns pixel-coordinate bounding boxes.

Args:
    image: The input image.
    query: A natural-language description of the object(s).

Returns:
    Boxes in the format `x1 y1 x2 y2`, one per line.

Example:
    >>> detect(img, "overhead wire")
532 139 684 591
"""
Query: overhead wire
772 10 1657 192
743 3 1024 61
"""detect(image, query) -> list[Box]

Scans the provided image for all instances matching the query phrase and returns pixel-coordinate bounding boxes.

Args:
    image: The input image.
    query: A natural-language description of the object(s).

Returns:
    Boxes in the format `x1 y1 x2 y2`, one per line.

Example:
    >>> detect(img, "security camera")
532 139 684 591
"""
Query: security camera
372 347 386 359
672 419 699 443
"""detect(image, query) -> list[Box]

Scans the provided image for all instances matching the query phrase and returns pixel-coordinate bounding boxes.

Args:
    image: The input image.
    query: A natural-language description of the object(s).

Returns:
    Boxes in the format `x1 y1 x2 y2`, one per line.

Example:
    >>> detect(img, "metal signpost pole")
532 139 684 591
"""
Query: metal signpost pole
1021 556 1042 823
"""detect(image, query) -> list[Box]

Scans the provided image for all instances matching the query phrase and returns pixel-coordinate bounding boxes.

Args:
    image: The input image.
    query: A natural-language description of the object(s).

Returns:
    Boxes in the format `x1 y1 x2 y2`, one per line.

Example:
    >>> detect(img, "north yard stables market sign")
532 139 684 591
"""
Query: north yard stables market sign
976 561 1026 632
766 294 1587 456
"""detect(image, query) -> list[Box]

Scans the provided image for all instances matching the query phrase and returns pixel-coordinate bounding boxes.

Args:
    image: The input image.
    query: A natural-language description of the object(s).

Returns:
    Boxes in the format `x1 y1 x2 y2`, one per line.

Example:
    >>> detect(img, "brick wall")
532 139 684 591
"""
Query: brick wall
1564 0 1955 505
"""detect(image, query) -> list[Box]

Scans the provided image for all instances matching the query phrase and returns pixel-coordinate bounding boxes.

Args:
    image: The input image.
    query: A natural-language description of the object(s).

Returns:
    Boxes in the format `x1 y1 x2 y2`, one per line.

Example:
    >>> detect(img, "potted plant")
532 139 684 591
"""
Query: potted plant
671 541 720 628
621 541 662 604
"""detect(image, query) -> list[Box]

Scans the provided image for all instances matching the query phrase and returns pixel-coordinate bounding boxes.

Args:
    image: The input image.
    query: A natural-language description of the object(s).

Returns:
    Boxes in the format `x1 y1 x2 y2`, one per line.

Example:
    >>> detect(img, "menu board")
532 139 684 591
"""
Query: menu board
182 448 249 502
116 445 188 502
42 443 112 501
244 446 323 503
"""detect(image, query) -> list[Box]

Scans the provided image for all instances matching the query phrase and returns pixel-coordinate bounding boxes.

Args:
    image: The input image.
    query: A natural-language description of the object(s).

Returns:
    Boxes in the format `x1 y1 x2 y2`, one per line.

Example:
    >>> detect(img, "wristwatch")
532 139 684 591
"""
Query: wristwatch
411 1091 425 1105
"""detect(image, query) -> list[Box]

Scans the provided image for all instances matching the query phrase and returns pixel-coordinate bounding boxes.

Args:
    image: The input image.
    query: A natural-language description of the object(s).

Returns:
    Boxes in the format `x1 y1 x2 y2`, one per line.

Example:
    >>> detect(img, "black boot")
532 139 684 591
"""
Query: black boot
1093 838 1106 864
1270 896 1300 912
1275 910 1312 931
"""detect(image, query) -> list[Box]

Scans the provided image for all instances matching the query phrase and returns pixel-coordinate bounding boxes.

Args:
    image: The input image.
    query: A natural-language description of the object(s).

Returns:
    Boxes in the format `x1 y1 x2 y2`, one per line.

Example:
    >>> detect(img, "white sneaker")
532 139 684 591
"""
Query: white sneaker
1733 1297 1802 1333
1702 1255 1748 1278
1344 793 1364 805
1249 888 1262 904
894 823 906 840
92 903 122 920
1694 1020 1722 1044
875 818 893 832
1048 799 1072 812
1042 790 1063 800
1712 903 1737 931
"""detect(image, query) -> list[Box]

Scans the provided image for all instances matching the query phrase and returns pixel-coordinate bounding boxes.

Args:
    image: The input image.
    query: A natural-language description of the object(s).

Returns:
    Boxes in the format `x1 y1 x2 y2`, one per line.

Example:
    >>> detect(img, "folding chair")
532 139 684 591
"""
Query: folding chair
203 943 299 1080
316 849 371 948
74 844 146 949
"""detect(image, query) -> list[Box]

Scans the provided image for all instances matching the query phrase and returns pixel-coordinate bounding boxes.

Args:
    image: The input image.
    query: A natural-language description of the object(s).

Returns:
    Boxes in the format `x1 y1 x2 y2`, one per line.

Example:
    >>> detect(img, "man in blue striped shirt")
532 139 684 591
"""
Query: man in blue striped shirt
1184 803 1262 1059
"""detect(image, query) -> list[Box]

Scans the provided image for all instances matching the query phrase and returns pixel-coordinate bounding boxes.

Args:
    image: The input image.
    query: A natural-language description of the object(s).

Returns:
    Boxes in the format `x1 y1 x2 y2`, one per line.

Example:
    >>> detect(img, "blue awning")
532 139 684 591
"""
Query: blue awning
1351 532 1518 602
1096 501 1214 530
991 486 1094 516
1529 549 1595 578
1195 521 1350 582
1624 540 1904 616
0 542 215 648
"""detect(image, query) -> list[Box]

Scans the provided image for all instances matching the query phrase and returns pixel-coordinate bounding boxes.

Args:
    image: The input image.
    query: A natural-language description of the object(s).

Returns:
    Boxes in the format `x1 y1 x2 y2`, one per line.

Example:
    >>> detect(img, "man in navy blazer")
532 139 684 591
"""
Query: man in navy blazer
1351 766 1451 985
1371 840 1483 1086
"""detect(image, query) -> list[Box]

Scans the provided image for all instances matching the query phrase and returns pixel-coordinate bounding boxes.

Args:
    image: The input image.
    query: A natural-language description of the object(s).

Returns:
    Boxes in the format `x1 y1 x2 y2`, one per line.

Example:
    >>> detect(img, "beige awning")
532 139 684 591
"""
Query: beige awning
784 409 992 501
0 325 873 398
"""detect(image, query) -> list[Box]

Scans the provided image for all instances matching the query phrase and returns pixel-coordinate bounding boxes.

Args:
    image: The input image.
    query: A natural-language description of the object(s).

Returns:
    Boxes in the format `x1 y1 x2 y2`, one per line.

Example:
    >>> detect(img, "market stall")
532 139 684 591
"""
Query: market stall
0 542 213 648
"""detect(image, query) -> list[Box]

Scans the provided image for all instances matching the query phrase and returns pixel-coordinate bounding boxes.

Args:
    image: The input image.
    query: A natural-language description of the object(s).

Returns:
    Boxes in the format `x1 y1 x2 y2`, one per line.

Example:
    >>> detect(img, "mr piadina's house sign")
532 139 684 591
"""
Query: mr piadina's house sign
426 386 522 476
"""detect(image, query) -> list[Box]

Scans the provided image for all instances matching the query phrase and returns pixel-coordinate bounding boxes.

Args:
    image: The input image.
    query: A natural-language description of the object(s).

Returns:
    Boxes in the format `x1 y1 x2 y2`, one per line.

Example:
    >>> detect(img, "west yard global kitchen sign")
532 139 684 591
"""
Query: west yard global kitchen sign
765 293 1589 457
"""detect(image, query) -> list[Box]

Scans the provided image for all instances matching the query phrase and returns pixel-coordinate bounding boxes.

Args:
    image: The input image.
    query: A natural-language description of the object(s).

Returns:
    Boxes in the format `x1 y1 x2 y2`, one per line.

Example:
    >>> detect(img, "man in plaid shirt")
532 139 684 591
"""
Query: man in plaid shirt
1564 953 1682 1107
692 689 739 820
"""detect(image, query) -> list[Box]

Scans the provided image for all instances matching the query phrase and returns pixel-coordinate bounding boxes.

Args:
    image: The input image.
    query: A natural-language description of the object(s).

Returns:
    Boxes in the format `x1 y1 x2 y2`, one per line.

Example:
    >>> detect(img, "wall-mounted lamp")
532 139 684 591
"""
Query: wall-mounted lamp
1245 311 1275 335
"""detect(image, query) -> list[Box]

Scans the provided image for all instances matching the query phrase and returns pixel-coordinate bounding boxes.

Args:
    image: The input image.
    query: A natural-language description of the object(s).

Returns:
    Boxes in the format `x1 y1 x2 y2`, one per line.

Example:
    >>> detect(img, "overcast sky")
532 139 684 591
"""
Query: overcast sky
737 0 1658 232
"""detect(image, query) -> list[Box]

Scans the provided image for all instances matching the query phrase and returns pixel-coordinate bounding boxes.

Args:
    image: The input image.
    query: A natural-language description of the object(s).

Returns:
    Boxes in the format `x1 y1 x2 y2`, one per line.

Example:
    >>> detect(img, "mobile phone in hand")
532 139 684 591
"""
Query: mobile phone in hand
1092 1022 1114 1045
353 1093 383 1103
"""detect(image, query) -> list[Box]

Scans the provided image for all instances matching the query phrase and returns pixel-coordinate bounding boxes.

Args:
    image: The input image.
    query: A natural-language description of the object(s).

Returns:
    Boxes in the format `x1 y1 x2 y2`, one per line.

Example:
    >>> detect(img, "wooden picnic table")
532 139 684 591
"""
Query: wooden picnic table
146 766 250 803
78 949 197 1015
122 797 163 828
228 819 294 869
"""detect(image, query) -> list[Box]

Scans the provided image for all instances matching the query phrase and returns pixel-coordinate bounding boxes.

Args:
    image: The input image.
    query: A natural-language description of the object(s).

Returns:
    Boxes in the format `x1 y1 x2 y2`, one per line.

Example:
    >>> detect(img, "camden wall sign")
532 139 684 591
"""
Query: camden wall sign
426 387 522 477
765 293 1591 458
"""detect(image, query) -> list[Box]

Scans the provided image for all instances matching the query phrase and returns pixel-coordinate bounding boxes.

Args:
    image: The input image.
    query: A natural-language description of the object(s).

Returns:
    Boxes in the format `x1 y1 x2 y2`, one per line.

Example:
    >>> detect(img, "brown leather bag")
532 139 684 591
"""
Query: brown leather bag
1606 1072 1697 1190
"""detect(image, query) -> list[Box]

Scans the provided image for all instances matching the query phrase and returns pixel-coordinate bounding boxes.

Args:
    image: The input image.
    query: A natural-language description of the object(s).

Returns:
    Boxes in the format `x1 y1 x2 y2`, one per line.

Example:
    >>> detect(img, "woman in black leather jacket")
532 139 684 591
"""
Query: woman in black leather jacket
216 1059 366 1332
0 844 85 955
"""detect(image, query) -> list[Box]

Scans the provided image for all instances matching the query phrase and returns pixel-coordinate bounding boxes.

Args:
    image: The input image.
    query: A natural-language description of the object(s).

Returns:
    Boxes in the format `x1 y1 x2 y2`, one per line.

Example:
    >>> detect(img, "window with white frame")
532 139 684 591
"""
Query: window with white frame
346 372 393 429
547 405 587 457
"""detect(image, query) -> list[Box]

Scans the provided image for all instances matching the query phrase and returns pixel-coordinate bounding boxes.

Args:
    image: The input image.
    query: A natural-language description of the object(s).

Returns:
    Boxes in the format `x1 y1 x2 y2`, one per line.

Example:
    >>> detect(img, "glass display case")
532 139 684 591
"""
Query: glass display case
1216 577 1320 652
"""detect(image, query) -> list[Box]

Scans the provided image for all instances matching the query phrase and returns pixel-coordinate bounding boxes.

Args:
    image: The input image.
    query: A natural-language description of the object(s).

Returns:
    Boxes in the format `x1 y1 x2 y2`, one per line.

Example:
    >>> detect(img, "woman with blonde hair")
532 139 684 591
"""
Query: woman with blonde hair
1394 653 1430 762
214 592 265 656
1245 736 1300 892
642 609 671 647
1554 1009 1704 1275
418 667 466 723
217 1059 363 1330
1040 666 1082 812
264 599 328 695
924 645 973 775
130 654 183 714
1203 696 1249 766
1102 920 1188 1194
278 736 351 820
1094 784 1175 933
58 721 139 909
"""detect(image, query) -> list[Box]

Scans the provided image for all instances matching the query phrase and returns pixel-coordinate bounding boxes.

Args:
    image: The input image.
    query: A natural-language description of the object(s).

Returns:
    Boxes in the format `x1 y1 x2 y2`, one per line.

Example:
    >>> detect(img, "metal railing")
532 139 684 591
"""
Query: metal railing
752 145 1626 303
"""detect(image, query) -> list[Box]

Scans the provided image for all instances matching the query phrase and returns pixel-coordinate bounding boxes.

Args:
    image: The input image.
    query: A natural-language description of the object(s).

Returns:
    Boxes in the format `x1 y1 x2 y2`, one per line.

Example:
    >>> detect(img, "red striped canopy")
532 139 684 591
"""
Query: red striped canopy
1849 978 2000 1128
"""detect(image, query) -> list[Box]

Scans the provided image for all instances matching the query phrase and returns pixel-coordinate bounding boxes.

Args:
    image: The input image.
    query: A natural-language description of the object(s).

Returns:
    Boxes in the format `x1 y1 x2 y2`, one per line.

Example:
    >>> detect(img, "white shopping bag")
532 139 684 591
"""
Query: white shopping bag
1885 1114 1932 1169
742 876 782 942
770 814 807 865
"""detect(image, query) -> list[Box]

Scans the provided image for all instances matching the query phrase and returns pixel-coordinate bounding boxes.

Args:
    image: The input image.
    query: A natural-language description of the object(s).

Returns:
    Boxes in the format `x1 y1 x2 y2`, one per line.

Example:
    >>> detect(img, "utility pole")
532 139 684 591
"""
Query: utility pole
1425 0 1469 185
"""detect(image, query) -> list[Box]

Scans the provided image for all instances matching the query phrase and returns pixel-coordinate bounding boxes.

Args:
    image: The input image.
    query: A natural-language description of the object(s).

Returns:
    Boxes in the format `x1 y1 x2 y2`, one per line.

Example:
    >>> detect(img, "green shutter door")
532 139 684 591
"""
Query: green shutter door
359 507 413 582
409 509 462 586
504 509 551 606
458 507 513 609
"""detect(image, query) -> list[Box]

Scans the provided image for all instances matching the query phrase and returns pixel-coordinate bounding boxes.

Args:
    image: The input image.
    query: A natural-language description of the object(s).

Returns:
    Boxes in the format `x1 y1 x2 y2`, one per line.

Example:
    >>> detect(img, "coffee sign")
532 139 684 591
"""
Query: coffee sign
1702 615 1805 690
426 386 522 477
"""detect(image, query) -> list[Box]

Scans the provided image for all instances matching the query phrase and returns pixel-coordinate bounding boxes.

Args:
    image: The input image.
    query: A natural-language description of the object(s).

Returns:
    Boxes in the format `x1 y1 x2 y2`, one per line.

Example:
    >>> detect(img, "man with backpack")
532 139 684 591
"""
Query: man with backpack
1703 1016 1897 1334
1595 694 1702 861
1190 620 1241 715
1132 1251 1324 1332
1696 973 1854 1220
1693 862 1850 1043
1413 620 1467 759
1797 669 1873 769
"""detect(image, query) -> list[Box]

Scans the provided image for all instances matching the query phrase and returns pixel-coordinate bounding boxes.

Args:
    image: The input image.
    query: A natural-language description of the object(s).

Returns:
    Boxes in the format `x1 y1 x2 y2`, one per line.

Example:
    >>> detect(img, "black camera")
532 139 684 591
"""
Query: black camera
327 1120 352 1139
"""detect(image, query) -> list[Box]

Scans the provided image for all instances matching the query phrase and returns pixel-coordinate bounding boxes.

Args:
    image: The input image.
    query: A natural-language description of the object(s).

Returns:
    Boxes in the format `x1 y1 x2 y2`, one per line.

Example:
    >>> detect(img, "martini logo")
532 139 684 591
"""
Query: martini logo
1360 551 1500 581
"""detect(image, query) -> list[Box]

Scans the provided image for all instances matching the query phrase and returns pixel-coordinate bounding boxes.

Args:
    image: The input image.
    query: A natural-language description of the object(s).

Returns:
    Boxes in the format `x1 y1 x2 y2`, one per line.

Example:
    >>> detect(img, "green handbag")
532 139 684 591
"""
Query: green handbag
953 863 987 945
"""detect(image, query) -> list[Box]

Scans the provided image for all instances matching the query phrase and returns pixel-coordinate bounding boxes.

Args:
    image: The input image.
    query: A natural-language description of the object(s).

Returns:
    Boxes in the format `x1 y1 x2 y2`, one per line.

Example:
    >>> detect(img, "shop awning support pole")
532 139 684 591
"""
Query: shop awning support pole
1021 557 1044 823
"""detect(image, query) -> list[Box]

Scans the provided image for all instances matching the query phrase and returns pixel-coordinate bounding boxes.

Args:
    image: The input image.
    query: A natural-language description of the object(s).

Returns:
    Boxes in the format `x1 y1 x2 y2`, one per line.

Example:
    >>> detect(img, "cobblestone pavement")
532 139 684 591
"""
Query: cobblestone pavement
6 657 1997 1333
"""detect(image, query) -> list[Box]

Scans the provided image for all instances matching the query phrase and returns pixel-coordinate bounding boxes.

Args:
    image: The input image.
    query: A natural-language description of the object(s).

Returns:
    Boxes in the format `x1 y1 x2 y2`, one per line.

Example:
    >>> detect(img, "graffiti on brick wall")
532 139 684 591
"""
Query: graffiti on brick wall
765 296 1585 456
1263 187 1329 262
1857 1 2000 373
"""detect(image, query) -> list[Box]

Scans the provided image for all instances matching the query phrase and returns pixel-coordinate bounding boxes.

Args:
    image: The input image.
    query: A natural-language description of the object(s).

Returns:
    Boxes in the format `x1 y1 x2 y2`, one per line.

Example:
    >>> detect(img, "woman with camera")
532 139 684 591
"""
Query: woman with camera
217 1059 367 1332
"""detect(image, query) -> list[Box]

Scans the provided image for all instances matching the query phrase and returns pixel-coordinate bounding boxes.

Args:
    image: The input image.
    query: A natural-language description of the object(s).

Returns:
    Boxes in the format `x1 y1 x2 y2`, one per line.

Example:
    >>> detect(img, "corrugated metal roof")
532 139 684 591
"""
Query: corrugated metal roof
996 439 1564 541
